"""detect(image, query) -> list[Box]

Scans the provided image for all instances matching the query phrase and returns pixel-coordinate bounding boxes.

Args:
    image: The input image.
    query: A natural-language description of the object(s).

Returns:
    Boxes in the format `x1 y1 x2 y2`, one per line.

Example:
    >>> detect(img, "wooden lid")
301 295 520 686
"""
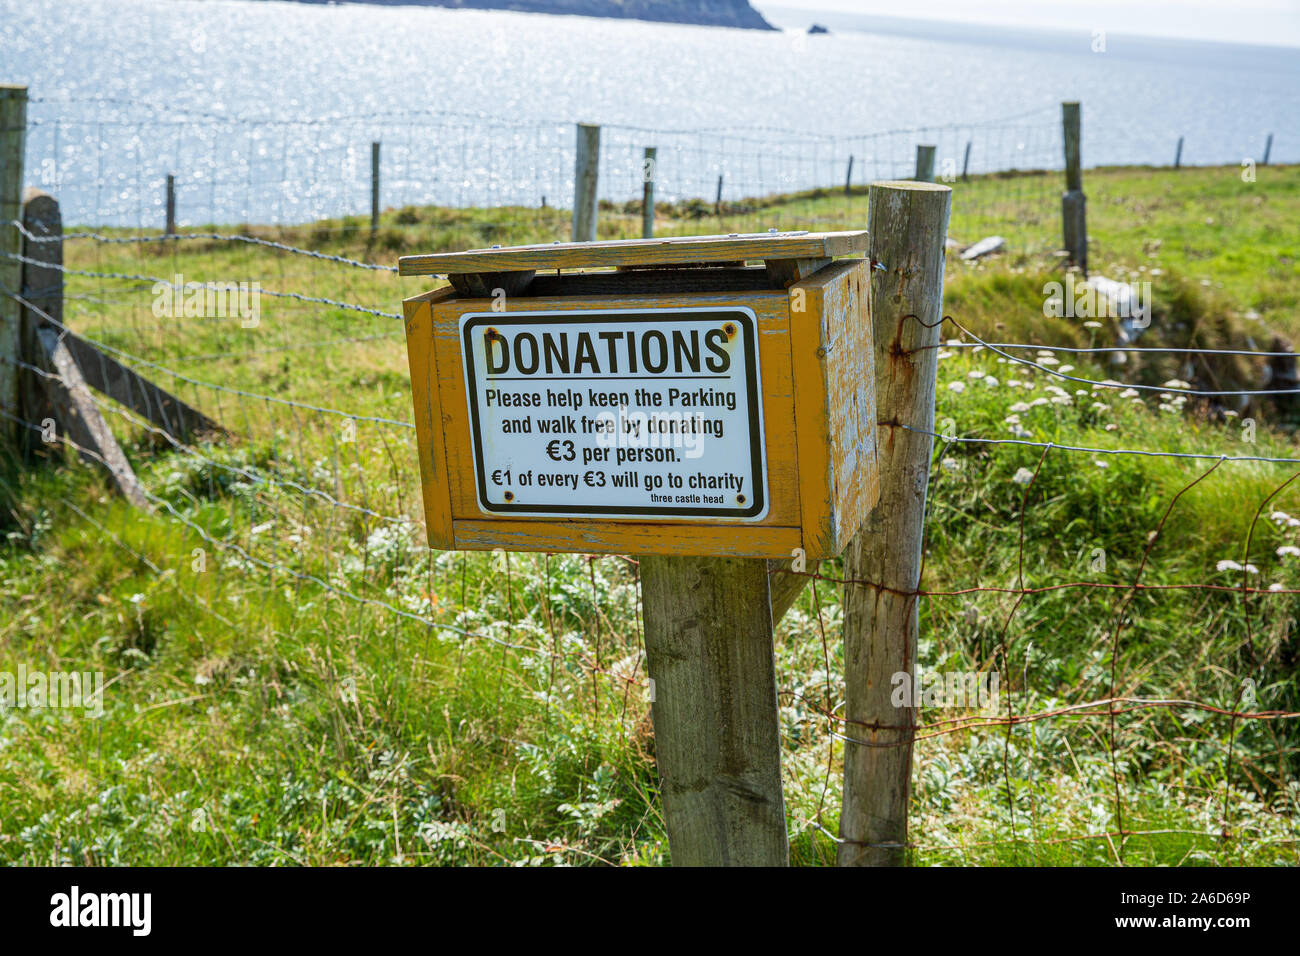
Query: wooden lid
397 230 868 277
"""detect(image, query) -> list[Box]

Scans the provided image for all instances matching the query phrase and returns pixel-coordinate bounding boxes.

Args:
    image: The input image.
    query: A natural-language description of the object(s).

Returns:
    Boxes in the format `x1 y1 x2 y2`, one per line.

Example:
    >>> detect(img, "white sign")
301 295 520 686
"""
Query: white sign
460 307 768 520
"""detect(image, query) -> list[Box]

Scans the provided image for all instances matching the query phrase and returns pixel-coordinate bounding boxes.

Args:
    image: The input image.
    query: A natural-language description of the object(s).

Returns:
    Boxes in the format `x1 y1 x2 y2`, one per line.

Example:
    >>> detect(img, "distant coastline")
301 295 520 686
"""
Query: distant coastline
262 0 776 30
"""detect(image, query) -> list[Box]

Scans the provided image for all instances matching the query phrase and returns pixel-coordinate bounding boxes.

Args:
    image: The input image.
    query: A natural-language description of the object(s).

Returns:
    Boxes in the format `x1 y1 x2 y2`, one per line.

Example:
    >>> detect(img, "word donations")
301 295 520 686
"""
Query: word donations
460 308 768 520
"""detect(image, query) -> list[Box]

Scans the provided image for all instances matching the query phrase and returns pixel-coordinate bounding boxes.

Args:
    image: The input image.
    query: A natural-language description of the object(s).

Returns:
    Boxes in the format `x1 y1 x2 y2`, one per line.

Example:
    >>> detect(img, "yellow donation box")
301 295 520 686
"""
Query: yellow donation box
398 231 879 559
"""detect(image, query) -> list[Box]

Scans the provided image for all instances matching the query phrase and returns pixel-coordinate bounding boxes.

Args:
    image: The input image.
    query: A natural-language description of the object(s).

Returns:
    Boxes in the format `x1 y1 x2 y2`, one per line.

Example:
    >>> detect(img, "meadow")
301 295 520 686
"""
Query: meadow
1 163 1298 865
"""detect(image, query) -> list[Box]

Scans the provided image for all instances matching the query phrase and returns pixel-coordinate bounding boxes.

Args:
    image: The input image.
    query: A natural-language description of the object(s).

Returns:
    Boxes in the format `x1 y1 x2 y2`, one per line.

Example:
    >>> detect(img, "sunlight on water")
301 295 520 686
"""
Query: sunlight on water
4 0 1296 224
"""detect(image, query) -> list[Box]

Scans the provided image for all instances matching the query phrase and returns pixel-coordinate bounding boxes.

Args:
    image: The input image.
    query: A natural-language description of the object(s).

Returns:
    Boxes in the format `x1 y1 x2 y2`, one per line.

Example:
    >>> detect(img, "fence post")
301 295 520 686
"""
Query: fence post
715 174 723 215
370 142 381 239
838 180 952 867
1174 136 1184 169
0 84 26 451
914 145 935 183
845 155 854 196
642 146 656 239
1061 101 1087 275
1262 132 1273 166
165 174 176 236
638 554 788 866
961 140 971 181
19 188 60 458
572 122 600 242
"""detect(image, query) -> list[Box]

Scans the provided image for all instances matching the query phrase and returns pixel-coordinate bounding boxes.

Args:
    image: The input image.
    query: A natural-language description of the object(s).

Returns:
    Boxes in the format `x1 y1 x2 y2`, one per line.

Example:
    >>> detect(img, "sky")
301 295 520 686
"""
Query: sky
757 0 1300 48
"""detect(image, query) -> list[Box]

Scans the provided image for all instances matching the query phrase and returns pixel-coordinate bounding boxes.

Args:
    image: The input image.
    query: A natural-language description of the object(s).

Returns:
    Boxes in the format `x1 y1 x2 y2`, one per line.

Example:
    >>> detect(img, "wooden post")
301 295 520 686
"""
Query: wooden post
838 180 951 867
845 155 854 196
165 174 176 236
715 174 723 215
572 123 599 242
1174 136 1184 169
914 145 935 183
961 140 971 181
19 188 60 458
638 554 788 866
0 84 26 450
1061 101 1087 275
370 142 380 239
1262 132 1273 166
642 146 656 239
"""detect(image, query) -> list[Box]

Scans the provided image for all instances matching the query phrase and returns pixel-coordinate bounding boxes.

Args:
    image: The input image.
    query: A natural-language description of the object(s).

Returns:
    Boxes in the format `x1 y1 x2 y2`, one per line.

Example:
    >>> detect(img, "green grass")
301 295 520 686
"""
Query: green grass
2 164 1299 865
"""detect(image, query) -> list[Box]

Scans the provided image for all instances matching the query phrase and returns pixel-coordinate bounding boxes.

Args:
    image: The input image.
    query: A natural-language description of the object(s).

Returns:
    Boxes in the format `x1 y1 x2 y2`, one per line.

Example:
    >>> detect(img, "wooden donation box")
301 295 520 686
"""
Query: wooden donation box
398 231 879 559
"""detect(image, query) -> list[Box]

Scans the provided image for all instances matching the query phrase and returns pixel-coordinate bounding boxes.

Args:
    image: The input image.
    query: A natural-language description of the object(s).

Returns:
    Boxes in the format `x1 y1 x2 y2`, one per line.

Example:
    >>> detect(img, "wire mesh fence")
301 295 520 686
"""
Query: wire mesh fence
1 96 1296 865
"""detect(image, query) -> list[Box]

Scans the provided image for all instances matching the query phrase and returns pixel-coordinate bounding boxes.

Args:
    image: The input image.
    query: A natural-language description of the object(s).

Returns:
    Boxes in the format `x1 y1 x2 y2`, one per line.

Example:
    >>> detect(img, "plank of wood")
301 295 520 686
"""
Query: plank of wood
838 180 951 867
36 327 149 509
59 331 220 441
398 230 868 276
19 189 60 459
403 288 458 549
638 553 789 866
453 519 801 557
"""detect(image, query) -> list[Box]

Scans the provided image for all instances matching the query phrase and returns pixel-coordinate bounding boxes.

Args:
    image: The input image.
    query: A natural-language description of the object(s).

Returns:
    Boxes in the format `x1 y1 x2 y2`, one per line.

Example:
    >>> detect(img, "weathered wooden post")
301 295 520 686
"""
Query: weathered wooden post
642 146 656 239
370 142 381 239
845 155 854 196
18 188 60 458
1061 101 1087 274
398 230 880 866
1262 132 1273 166
914 145 935 183
1174 136 1184 169
572 123 600 242
838 180 951 867
714 174 723 215
165 174 176 236
0 84 26 451
961 140 972 181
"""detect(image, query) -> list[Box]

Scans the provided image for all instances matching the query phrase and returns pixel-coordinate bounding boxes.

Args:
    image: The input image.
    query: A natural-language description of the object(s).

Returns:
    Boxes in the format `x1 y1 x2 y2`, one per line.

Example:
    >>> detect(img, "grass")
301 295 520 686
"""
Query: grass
1 164 1298 865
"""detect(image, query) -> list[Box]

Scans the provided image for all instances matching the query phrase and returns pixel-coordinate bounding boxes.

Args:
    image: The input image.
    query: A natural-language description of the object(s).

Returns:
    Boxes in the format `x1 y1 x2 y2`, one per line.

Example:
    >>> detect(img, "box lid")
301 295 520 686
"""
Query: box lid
397 230 868 277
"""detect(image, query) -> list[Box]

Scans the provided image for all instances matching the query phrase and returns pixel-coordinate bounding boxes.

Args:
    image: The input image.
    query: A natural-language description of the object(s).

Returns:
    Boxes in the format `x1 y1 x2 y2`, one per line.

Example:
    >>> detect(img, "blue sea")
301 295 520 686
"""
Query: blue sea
3 0 1297 224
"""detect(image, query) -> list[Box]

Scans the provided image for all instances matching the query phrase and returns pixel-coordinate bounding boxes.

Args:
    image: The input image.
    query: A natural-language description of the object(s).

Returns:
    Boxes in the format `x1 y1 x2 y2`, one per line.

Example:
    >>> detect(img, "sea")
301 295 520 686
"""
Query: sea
2 0 1297 225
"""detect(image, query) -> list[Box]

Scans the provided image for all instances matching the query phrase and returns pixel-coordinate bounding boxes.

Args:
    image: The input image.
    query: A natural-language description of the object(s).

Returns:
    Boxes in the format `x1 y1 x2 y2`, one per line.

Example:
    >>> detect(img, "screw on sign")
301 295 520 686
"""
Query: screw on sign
398 227 899 866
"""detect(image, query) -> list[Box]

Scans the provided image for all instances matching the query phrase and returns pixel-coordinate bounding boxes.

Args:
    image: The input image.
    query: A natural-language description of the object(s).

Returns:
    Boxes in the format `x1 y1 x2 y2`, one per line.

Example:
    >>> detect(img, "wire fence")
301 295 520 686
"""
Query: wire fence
1 98 1297 865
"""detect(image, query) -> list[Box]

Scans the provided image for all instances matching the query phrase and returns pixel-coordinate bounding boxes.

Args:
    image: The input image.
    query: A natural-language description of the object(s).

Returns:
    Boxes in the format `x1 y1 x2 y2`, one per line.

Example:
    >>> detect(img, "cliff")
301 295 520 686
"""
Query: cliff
275 0 776 30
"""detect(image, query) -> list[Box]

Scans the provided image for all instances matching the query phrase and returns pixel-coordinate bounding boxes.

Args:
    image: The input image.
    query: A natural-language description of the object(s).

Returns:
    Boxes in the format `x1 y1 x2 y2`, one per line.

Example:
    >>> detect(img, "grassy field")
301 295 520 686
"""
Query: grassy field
1 164 1298 865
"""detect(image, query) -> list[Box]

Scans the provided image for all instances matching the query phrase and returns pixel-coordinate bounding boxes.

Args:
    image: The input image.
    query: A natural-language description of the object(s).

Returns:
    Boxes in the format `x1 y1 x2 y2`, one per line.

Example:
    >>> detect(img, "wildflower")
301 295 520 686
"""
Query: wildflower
1094 460 1110 469
1012 467 1035 484
968 370 985 379
1009 402 1031 413
948 381 966 393
1083 320 1102 329
1216 560 1259 574
1277 546 1300 558
941 458 962 473
1120 388 1139 398
983 375 999 387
